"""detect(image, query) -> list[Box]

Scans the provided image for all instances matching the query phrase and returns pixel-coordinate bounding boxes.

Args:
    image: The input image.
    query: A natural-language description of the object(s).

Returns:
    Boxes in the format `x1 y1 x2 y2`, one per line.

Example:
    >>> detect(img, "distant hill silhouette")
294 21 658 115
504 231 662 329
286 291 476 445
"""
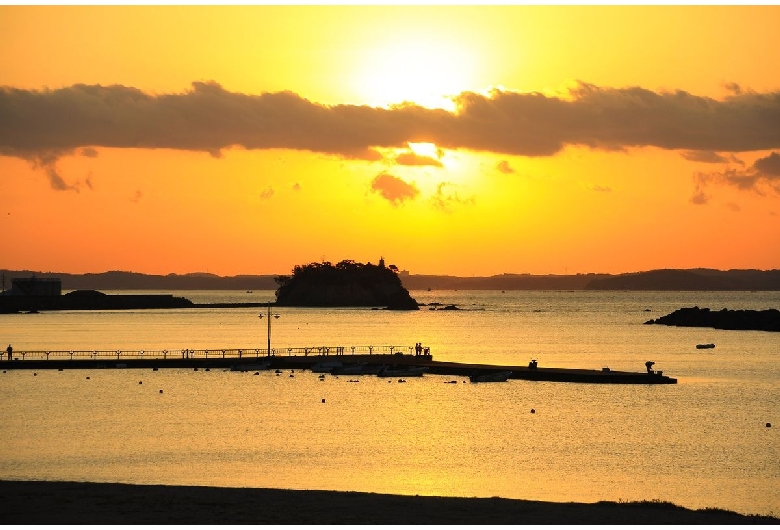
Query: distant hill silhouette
583 269 780 291
2 268 778 292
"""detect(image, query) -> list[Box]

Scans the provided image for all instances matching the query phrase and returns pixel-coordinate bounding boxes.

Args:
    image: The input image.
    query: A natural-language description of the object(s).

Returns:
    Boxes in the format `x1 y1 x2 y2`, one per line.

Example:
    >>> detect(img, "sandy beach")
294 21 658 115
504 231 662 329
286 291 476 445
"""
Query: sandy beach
1 480 777 524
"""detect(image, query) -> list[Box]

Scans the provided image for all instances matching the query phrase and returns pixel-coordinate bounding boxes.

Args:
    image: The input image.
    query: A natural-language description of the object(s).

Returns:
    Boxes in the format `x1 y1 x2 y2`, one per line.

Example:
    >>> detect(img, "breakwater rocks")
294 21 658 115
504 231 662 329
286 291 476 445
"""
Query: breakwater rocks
274 260 419 310
0 290 196 313
645 306 780 332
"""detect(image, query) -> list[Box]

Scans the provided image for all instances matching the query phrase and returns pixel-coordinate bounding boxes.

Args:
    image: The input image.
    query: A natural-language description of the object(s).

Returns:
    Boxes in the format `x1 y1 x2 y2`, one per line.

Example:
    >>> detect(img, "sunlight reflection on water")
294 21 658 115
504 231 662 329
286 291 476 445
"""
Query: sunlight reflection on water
1 290 778 516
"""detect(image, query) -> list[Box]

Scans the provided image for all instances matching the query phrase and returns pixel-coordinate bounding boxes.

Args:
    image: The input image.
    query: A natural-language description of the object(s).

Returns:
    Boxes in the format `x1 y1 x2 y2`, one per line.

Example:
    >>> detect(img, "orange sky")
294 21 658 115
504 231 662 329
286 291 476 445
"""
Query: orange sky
1 5 779 277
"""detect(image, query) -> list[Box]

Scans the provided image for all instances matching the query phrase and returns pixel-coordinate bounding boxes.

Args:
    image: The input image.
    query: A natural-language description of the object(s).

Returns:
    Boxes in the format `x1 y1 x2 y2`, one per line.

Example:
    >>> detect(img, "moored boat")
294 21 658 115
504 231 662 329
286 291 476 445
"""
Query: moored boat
310 360 343 373
331 363 383 375
470 370 512 383
230 360 272 372
696 343 716 349
377 365 428 377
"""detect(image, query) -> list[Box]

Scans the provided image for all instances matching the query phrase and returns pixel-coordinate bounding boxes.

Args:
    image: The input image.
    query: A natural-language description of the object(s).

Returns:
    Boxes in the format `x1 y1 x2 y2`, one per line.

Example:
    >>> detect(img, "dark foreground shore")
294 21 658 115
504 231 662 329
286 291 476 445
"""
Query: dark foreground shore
1 481 777 524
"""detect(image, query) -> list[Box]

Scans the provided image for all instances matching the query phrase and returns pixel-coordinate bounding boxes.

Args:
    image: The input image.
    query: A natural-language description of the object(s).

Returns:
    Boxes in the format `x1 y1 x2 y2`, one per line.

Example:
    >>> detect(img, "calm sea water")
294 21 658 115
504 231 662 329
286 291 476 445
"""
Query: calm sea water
1 290 778 516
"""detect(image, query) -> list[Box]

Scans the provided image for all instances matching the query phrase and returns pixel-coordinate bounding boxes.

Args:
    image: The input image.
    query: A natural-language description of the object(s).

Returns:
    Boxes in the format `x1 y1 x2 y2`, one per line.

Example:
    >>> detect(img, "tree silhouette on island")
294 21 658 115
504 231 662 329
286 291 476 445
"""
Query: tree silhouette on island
274 259 419 310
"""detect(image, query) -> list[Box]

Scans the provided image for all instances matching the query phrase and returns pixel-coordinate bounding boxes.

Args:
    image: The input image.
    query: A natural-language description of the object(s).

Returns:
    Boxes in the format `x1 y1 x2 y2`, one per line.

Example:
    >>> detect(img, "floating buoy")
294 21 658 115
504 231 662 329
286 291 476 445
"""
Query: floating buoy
86 376 90 380
531 409 536 414
152 367 158 371
767 423 772 428
289 374 294 378
254 372 260 375
159 389 163 394
139 381 142 385
322 398 325 403
205 368 210 372
33 373 37 376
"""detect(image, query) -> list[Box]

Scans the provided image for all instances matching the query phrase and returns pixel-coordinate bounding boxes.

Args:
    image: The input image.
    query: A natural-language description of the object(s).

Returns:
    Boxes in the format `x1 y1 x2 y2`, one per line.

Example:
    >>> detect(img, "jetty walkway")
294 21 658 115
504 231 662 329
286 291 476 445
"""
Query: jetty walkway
1 345 676 384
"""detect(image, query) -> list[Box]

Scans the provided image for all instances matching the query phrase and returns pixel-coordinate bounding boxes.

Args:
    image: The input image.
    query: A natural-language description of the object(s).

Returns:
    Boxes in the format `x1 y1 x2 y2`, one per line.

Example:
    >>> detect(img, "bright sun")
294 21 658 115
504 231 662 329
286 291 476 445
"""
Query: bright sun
408 142 440 159
352 36 475 111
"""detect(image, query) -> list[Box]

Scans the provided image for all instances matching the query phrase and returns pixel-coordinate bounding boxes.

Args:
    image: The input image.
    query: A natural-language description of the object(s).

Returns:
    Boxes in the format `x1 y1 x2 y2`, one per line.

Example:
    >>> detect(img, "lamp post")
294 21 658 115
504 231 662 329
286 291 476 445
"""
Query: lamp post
259 302 280 356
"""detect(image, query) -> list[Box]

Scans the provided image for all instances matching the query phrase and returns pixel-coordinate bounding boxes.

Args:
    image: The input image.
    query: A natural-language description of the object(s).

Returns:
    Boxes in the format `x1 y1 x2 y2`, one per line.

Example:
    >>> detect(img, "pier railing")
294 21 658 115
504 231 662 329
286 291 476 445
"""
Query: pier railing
5 344 417 362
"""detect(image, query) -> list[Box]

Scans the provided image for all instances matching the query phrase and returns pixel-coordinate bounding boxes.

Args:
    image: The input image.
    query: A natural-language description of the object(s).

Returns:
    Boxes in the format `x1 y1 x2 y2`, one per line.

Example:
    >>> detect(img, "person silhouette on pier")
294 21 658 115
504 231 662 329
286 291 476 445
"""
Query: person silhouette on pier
645 361 655 374
6 344 12 361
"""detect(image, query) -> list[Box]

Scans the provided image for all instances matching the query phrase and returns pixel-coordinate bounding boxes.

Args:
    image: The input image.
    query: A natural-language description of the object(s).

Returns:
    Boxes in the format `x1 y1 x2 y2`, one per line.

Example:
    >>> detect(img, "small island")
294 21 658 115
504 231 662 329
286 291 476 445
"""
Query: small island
645 306 780 332
274 258 419 310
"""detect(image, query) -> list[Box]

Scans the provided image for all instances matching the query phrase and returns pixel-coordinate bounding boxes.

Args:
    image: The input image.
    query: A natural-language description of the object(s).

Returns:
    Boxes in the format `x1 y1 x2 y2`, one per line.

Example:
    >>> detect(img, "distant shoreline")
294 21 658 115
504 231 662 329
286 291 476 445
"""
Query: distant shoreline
1 480 777 524
2 268 779 292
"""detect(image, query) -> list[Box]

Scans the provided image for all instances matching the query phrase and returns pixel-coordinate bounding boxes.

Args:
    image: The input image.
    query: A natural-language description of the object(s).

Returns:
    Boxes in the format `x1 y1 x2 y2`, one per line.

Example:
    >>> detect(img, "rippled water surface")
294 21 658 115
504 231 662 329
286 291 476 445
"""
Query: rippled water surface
1 290 778 516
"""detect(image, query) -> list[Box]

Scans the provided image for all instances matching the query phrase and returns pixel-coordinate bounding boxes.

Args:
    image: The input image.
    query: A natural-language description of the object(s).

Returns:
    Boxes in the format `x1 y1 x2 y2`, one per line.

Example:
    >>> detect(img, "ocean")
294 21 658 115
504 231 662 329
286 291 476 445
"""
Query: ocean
1 290 778 516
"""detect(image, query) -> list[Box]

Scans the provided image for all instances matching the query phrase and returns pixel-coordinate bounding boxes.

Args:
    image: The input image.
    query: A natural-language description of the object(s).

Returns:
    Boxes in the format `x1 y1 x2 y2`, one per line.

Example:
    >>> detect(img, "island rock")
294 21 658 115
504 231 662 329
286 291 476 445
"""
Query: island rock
274 260 419 310
644 306 780 332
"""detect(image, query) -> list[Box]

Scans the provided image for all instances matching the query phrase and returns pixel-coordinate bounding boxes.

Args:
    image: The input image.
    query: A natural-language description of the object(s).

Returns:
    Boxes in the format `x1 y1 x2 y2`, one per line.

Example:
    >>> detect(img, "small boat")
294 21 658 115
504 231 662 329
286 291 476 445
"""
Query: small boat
310 360 343 373
470 370 513 383
331 363 383 375
230 360 271 372
377 365 428 377
696 343 716 349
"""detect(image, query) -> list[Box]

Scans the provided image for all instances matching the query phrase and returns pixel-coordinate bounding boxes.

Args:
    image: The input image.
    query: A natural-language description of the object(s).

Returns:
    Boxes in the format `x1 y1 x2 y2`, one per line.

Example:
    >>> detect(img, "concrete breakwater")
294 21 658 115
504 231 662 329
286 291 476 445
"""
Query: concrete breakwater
0 348 676 384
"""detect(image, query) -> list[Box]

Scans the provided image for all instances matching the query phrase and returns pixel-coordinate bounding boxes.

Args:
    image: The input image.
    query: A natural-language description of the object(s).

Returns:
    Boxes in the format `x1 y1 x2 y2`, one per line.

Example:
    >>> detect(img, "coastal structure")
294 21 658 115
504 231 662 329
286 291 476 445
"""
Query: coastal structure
0 346 677 384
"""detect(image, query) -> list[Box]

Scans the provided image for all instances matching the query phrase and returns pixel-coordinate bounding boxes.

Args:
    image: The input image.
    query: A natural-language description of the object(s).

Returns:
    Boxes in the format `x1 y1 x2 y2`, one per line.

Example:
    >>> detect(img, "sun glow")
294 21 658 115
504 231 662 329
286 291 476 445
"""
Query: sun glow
351 37 475 110
408 142 440 160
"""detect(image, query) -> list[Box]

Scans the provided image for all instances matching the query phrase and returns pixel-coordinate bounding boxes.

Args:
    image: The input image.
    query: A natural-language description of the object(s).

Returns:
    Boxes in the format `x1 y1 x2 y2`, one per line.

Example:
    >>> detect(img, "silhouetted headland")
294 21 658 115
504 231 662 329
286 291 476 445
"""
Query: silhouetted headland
1 481 776 524
274 259 419 310
645 306 780 332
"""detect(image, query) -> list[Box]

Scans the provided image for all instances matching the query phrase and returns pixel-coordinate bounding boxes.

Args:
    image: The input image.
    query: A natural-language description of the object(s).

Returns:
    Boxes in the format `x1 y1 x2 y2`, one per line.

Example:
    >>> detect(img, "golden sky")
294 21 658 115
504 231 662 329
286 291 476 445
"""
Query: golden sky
1 5 779 276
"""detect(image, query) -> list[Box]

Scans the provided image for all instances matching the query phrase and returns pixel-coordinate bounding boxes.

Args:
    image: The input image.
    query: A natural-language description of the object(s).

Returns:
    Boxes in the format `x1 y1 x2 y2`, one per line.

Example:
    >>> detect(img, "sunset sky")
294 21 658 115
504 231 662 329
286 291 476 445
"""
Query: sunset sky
1 5 779 277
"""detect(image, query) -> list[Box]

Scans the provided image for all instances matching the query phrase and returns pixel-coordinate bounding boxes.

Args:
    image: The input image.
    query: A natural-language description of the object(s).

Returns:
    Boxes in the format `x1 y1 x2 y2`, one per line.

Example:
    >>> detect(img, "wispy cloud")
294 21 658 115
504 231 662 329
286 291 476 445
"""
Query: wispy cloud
496 160 515 174
693 151 780 200
430 181 474 213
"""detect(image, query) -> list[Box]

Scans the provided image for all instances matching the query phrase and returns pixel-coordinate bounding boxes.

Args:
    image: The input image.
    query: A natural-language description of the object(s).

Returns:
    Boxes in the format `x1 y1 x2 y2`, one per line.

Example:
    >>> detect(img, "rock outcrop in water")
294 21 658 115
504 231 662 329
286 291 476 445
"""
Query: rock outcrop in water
645 306 780 332
274 260 419 310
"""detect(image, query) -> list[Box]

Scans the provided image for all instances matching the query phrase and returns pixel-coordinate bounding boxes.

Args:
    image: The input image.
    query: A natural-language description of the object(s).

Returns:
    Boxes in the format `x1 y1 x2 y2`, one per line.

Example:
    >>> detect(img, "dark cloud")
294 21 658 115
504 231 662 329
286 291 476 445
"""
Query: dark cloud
692 151 780 199
2 81 779 160
395 152 443 167
496 160 515 174
29 151 78 191
753 151 780 176
370 172 419 205
589 184 612 193
78 147 99 158
681 150 728 163
260 186 275 200
4 81 780 192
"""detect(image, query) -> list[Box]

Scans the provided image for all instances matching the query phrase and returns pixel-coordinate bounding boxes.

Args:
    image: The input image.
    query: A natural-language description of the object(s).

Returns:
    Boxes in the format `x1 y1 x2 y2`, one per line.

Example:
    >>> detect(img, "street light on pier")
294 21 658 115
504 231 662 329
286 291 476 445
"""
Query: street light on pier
258 302 280 356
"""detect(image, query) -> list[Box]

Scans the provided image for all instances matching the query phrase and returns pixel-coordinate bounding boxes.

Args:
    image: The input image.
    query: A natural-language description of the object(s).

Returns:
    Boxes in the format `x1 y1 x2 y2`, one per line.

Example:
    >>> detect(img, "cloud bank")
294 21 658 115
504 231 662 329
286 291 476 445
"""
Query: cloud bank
3 81 780 200
2 81 779 162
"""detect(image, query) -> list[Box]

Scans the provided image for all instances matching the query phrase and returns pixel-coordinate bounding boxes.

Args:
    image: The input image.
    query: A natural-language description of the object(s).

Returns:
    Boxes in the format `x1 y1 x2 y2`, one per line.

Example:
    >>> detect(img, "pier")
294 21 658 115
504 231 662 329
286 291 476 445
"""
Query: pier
1 345 677 384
